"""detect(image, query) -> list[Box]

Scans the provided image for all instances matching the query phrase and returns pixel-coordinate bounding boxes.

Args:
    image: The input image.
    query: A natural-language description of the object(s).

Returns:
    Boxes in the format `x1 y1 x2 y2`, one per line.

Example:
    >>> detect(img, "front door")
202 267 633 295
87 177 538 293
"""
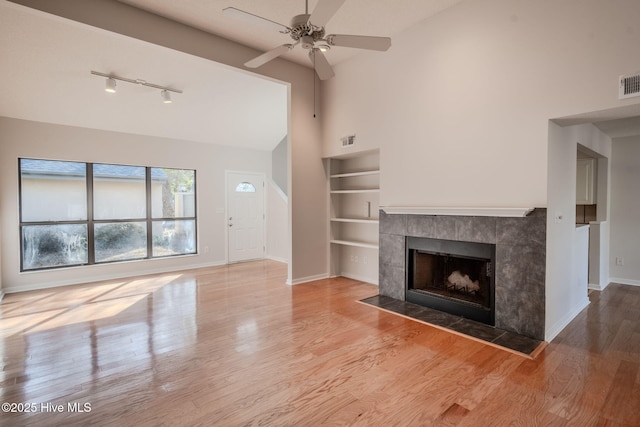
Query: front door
227 171 265 263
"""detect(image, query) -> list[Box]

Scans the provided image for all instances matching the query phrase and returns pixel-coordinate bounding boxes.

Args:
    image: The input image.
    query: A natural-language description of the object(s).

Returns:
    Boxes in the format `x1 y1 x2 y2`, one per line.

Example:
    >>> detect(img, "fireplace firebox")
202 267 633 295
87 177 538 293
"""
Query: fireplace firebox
406 237 496 325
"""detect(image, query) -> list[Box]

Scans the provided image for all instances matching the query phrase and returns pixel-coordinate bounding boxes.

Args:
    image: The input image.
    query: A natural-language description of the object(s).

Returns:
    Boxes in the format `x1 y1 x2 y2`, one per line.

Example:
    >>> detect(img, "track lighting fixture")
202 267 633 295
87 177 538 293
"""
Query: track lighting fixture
91 71 182 103
105 77 117 93
161 90 172 104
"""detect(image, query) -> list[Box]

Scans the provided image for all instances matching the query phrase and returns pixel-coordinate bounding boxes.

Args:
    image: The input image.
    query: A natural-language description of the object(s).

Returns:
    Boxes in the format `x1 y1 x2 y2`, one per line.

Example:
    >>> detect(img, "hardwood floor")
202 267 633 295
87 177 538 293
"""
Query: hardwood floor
0 260 638 426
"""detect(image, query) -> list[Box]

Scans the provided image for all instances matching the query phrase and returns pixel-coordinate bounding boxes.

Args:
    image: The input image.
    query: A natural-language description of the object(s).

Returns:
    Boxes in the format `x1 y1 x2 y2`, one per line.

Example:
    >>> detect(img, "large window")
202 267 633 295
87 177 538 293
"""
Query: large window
19 158 196 271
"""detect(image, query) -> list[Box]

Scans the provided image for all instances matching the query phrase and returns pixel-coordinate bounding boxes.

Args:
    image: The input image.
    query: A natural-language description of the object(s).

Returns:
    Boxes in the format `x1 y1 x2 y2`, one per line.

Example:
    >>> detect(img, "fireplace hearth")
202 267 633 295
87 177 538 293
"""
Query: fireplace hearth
407 237 495 325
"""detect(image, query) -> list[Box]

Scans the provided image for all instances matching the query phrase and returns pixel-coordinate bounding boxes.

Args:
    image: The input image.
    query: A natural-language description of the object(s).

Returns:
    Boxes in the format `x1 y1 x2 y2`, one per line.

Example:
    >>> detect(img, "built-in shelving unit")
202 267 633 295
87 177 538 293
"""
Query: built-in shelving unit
327 150 379 285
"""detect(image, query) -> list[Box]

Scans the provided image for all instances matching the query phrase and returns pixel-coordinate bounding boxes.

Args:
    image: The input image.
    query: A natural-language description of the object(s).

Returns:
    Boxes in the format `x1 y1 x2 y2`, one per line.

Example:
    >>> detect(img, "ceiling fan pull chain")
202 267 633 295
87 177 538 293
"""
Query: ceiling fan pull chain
312 49 316 118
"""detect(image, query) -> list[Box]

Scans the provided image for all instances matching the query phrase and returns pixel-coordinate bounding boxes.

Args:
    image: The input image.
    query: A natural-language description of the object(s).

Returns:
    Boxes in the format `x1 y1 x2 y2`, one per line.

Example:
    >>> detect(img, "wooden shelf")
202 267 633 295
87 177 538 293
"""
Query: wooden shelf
330 189 380 194
330 170 380 179
331 217 379 224
330 239 379 249
327 151 380 283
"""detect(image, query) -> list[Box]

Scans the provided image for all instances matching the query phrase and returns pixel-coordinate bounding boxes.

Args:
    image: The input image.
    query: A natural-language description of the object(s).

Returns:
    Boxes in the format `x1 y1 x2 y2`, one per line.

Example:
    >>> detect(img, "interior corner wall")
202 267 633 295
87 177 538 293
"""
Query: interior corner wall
7 0 328 284
272 137 288 196
0 211 3 298
321 0 640 209
546 122 611 341
609 136 640 285
546 122 585 341
0 117 273 292
266 181 288 263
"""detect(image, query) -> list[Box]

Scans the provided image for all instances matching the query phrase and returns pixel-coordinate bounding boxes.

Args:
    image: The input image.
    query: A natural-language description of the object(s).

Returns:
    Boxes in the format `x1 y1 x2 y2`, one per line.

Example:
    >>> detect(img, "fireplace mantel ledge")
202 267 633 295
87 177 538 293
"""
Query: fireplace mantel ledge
380 207 535 217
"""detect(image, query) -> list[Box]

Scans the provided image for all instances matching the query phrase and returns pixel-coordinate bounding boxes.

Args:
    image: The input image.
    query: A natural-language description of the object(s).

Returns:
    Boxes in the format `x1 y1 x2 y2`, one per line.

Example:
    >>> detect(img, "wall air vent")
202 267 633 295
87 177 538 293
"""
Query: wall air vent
619 73 640 99
341 134 356 148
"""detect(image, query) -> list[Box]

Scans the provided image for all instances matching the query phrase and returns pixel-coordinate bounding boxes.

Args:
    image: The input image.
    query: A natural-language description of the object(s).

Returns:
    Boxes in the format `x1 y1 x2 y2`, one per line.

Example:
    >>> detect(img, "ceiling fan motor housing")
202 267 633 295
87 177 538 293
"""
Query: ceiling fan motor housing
290 13 325 49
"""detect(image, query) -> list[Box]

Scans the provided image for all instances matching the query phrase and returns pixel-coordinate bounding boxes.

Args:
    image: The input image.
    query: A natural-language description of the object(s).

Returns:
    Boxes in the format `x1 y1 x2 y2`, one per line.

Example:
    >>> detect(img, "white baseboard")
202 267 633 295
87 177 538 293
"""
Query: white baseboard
609 277 640 287
0 290 4 301
2 260 227 294
266 255 288 264
339 272 379 286
286 272 330 285
588 282 609 291
545 298 590 342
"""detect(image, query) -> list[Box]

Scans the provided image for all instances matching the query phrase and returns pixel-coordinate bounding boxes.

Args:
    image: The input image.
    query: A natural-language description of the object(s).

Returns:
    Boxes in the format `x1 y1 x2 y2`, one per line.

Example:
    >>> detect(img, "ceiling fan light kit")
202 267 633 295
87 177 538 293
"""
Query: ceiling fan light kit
223 0 391 80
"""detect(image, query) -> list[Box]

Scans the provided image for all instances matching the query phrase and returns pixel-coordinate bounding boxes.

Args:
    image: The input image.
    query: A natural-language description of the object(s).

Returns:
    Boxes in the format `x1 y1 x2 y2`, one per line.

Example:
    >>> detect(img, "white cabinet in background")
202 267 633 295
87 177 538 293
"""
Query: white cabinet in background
576 158 596 205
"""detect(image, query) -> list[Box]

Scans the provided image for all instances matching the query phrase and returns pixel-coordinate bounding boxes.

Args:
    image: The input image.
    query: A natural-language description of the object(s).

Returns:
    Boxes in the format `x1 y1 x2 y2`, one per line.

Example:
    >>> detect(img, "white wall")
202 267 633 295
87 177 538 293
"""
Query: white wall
0 209 3 298
0 117 275 292
322 0 640 209
272 137 288 196
266 181 288 263
546 122 611 340
7 0 328 285
610 136 640 285
546 122 587 340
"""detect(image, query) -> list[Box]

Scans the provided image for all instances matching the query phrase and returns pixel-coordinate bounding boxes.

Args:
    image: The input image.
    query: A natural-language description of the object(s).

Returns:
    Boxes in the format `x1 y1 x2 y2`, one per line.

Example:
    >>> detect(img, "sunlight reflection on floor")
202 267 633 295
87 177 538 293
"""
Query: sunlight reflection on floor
0 274 183 337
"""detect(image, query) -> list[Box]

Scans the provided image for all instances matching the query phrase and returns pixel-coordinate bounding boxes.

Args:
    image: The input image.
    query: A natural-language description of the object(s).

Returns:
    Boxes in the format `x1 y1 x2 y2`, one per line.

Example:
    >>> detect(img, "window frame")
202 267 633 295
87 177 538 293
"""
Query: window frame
19 159 197 272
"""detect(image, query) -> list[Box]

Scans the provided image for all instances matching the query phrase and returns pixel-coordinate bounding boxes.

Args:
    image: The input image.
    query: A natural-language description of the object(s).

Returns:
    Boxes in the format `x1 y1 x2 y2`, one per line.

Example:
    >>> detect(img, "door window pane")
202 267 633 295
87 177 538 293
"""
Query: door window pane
235 182 256 193
93 164 146 220
152 220 196 257
20 159 87 222
151 168 195 218
94 222 147 263
22 224 88 270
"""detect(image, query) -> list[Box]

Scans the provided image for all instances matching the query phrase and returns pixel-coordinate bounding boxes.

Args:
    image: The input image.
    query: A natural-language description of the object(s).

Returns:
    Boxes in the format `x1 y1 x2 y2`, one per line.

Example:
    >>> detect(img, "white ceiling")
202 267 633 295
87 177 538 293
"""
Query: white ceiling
0 0 466 150
117 0 466 67
594 116 640 139
0 1 288 150
3 0 639 149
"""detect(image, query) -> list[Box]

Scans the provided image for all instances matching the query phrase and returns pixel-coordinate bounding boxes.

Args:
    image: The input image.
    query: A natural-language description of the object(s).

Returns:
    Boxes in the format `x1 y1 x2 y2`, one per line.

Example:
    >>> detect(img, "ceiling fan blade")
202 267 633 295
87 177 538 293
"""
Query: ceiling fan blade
309 50 335 80
308 0 346 28
223 7 290 33
327 34 392 51
245 44 294 68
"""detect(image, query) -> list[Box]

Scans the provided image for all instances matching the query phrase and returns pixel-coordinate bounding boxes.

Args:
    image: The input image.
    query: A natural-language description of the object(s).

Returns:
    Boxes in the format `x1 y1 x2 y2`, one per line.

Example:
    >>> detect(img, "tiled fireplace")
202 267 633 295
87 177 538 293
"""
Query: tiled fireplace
379 209 546 340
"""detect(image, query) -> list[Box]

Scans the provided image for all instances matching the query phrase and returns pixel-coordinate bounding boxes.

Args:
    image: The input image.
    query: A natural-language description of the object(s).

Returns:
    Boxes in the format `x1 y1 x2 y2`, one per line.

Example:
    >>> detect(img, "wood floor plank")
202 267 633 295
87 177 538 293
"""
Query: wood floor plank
1 261 639 426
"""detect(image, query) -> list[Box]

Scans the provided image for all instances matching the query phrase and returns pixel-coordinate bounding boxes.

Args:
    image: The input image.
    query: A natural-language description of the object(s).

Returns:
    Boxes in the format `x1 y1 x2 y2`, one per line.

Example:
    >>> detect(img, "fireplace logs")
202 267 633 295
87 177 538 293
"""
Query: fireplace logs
447 270 480 293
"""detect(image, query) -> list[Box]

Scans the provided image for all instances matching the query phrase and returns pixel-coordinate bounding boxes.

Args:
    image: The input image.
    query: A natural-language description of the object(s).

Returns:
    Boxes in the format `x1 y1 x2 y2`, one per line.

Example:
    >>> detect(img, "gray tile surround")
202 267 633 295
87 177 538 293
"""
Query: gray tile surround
379 208 546 340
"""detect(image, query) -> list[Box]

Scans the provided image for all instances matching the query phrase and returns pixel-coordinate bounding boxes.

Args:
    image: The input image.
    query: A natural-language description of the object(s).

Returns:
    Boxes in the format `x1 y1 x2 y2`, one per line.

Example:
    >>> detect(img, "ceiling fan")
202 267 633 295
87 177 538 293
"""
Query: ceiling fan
223 0 392 80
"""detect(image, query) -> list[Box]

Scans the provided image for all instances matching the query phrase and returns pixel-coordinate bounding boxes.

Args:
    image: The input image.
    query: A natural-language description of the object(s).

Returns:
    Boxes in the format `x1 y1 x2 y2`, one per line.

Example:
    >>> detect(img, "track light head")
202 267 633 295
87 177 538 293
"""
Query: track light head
105 77 117 93
92 71 182 101
161 90 172 104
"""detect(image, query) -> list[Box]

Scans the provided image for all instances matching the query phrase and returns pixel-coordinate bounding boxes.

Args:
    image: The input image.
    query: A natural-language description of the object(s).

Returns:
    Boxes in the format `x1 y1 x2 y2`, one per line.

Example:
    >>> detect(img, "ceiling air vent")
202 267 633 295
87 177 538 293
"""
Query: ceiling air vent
619 73 640 99
341 134 356 148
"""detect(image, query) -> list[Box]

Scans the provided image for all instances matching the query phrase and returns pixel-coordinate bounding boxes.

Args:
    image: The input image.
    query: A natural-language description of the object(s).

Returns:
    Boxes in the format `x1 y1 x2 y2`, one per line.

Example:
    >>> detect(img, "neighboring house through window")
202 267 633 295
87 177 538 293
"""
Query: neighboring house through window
19 158 197 271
